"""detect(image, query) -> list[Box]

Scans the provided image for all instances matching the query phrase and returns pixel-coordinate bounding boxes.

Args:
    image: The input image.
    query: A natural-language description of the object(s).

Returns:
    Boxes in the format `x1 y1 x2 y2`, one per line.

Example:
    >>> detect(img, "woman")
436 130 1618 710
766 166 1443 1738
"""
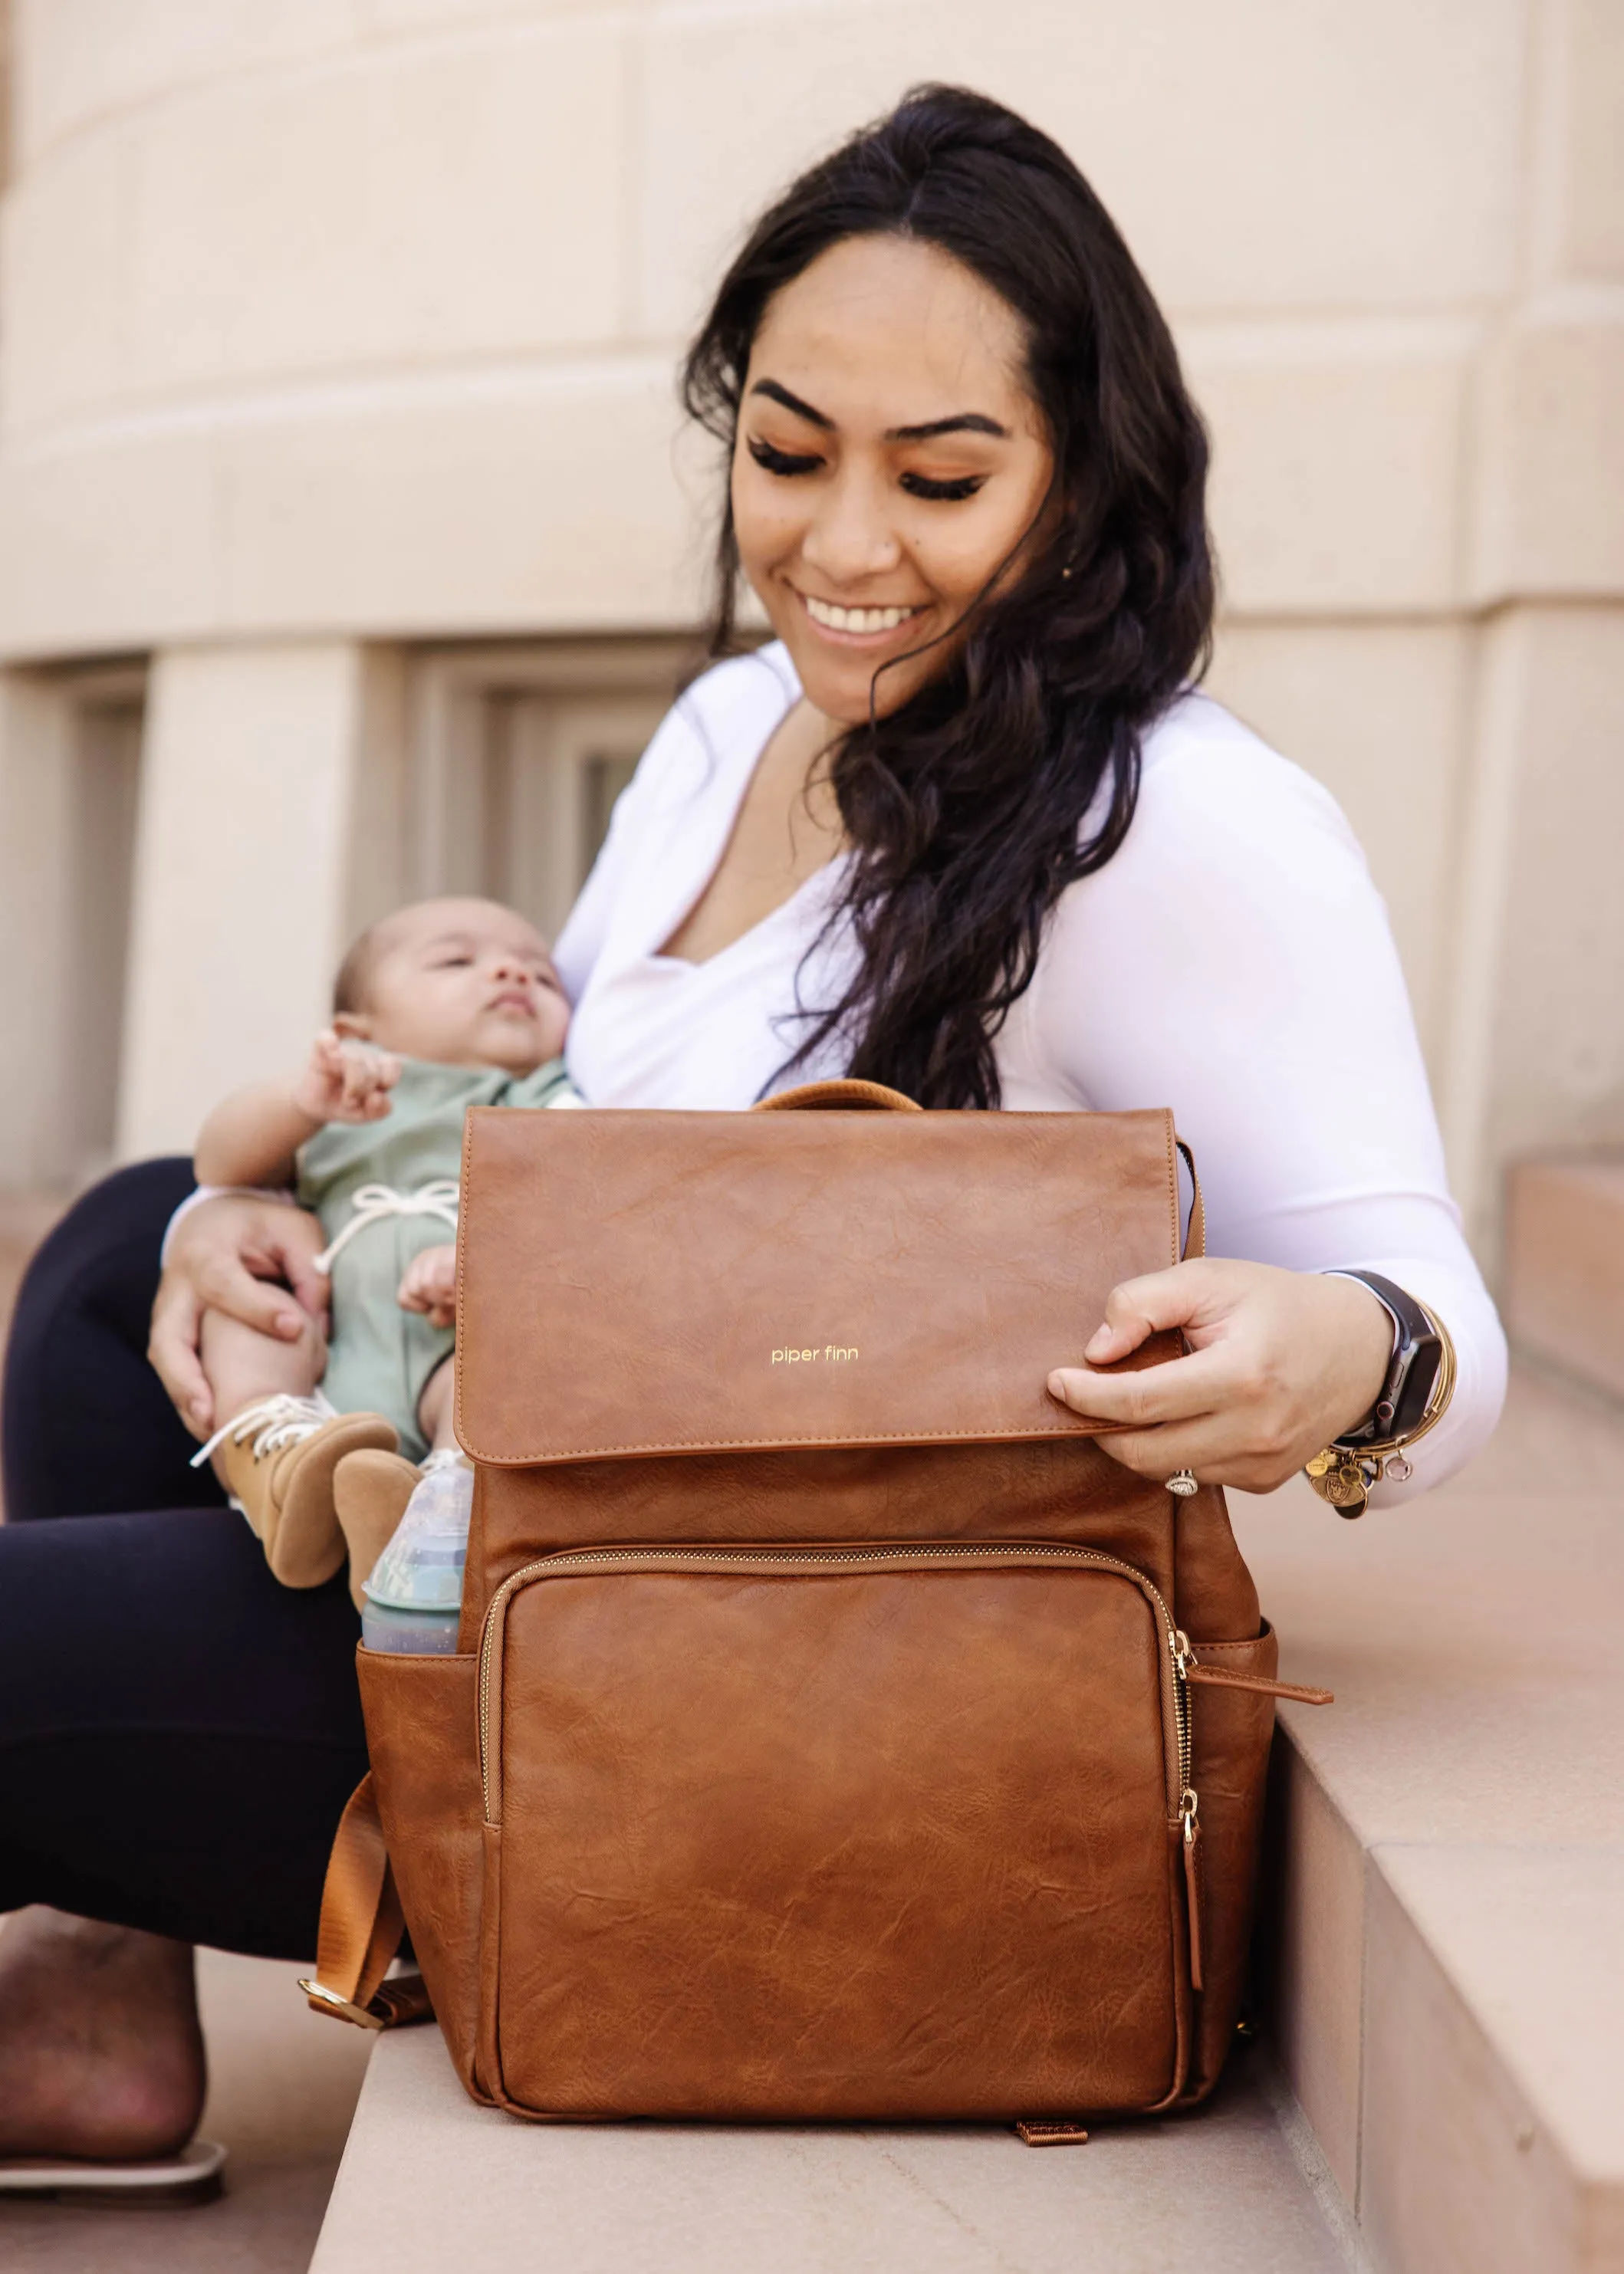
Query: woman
0 85 1503 2169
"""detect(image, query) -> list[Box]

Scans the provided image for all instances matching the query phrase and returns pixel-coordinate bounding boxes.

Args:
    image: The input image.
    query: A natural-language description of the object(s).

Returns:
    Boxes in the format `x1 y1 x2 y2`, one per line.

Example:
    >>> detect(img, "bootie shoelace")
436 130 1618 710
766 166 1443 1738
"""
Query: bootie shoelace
190 1390 337 1471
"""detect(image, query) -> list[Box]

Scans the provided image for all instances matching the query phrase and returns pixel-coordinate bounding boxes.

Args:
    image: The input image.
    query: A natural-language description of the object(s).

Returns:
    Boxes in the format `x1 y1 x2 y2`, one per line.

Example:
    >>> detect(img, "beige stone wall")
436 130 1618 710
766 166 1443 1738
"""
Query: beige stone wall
0 0 1617 1257
117 643 410 1160
0 0 1547 652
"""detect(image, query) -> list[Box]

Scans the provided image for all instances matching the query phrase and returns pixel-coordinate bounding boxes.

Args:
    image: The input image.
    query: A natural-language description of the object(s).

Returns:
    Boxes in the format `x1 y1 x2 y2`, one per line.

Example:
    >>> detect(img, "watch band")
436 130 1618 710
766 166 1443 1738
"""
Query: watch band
1330 1270 1442 1443
1305 1273 1454 1518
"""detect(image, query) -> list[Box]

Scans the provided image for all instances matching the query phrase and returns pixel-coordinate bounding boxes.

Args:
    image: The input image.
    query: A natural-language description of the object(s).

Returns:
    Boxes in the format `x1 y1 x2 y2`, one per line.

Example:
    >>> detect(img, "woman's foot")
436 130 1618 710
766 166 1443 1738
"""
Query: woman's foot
0 1908 206 2163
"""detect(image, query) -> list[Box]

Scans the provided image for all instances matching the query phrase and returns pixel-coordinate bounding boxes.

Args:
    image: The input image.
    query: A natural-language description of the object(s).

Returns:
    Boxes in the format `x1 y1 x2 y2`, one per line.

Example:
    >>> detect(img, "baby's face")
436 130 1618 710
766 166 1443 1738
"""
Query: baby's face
344 899 569 1075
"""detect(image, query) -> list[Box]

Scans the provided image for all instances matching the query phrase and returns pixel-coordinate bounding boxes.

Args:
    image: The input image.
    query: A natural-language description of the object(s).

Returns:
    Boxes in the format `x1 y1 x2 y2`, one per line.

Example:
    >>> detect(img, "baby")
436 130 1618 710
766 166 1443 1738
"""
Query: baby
189 895 580 1605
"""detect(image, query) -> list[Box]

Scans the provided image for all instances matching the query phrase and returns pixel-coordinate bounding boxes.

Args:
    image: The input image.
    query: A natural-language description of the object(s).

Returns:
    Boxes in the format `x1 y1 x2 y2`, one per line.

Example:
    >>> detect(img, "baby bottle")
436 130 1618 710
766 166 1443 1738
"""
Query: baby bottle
361 1454 474 1654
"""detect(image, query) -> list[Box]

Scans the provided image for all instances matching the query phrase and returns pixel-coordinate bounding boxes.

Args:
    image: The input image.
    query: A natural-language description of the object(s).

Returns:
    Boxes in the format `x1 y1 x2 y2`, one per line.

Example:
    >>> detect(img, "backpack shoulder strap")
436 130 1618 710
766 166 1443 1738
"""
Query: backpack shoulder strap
298 1773 430 2030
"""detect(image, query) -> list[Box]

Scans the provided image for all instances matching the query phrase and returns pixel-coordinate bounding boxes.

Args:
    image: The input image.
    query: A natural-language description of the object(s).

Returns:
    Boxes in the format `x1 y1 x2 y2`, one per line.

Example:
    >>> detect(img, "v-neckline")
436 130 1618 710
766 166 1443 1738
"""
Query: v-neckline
649 649 846 972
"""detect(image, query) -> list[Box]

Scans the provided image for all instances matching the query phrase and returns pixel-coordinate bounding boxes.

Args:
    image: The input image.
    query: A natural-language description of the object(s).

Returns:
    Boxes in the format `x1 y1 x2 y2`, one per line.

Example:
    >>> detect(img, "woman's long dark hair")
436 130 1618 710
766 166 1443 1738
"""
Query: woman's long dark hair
682 84 1215 1107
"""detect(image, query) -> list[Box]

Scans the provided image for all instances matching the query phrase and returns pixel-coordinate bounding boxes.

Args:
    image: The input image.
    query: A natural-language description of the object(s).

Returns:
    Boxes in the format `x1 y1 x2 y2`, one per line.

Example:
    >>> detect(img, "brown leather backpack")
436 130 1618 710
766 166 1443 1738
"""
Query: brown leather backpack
306 1081 1327 2134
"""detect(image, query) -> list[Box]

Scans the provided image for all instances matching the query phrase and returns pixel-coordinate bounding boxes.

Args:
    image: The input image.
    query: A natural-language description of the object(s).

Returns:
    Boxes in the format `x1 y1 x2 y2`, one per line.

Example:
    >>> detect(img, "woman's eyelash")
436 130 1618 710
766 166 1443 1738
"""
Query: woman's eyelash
747 435 985 503
900 472 985 503
748 437 823 477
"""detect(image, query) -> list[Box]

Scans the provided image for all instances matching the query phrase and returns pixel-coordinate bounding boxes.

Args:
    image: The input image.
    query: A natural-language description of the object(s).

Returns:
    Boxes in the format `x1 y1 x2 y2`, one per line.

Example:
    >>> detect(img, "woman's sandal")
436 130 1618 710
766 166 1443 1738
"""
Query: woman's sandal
0 2138 226 2204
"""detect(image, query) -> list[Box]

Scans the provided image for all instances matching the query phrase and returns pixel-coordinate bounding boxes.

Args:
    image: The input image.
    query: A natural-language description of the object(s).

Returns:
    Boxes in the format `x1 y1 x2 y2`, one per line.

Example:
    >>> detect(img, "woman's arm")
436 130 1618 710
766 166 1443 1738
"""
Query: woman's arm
1025 697 1507 1501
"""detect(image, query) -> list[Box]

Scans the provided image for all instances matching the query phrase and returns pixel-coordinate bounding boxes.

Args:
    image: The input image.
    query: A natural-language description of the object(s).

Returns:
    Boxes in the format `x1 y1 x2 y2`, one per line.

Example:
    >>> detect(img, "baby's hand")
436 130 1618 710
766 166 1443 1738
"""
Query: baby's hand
399 1243 458 1330
292 1030 400 1126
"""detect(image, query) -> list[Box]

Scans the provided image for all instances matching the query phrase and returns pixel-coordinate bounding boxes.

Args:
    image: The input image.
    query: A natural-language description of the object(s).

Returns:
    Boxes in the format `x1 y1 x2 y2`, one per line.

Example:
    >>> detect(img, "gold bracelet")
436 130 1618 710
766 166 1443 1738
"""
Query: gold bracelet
1304 1307 1456 1518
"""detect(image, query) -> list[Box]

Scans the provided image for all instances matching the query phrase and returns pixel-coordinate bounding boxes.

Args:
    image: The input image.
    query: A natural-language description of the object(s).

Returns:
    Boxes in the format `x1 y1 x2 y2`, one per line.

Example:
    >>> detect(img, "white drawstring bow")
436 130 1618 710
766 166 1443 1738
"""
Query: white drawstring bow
312 1180 461 1274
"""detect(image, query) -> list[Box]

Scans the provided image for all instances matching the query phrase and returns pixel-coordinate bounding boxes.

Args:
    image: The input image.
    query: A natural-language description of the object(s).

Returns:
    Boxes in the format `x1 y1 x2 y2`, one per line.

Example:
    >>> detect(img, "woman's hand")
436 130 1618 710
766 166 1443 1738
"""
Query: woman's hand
148 1195 330 1439
397 1244 458 1331
1047 1260 1394 1494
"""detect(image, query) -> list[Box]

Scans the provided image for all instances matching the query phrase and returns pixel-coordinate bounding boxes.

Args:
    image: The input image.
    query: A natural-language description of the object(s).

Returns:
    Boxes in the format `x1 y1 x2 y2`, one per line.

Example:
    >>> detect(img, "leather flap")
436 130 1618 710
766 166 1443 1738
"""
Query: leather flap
455 1105 1182 1466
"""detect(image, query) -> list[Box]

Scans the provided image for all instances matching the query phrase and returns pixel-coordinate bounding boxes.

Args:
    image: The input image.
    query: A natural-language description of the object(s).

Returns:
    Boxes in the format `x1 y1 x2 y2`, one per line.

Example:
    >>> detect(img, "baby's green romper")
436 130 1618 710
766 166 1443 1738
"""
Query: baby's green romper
298 1055 577 1458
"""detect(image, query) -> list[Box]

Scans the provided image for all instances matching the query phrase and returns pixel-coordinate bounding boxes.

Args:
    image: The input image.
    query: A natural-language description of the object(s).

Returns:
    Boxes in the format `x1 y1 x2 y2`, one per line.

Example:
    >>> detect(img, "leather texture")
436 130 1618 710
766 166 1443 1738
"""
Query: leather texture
316 1083 1313 2128
355 1651 488 2093
454 1101 1185 1464
465 1440 1254 1631
488 1551 1184 2119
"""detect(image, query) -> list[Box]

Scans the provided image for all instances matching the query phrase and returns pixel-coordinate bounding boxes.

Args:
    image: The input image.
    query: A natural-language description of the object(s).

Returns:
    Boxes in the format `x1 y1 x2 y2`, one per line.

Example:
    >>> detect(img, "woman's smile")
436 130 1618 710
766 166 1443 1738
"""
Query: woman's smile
793 588 929 644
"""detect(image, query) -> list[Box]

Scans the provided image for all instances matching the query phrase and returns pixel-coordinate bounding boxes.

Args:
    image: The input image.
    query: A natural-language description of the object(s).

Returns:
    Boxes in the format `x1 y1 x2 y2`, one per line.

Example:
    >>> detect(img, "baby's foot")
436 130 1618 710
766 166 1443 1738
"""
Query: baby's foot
333 1448 423 1610
196 1396 399 1588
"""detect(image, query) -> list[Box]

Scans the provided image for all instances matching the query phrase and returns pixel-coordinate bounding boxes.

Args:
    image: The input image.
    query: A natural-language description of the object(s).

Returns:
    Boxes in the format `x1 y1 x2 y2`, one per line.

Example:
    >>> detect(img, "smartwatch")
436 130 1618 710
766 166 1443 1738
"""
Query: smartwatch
1304 1271 1455 1518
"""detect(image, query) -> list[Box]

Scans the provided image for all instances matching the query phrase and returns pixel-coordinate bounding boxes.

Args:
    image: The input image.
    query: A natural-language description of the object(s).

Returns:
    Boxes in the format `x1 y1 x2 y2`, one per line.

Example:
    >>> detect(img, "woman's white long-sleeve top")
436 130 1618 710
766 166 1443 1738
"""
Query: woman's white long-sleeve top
556 642 1506 1502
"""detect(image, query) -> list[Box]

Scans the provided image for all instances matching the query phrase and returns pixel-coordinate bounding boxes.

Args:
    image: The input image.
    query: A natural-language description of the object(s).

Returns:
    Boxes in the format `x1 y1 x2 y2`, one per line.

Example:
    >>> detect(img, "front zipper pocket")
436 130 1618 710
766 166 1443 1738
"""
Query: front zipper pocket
478 1540 1200 2121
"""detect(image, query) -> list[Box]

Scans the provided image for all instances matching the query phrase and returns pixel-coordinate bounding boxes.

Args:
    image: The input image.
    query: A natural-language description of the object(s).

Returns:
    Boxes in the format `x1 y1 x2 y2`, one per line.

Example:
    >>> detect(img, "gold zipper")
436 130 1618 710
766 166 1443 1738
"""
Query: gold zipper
477 1540 1195 1835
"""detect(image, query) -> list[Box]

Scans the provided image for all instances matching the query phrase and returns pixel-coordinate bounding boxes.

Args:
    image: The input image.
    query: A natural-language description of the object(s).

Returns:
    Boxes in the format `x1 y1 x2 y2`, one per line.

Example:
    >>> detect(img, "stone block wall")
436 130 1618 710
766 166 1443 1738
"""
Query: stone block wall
0 0 1615 1242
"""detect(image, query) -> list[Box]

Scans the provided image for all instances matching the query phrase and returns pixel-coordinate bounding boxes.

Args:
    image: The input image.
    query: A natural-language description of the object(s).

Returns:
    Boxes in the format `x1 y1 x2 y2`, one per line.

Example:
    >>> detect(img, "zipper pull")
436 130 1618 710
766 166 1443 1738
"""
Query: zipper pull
1184 1664 1334 1705
1179 1786 1204 1992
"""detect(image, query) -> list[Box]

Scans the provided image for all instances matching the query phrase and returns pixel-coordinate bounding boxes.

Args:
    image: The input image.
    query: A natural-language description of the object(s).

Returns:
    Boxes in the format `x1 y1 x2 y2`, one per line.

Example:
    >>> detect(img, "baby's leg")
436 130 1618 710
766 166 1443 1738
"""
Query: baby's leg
197 1308 395 1590
198 1308 325 1491
416 1356 458 1451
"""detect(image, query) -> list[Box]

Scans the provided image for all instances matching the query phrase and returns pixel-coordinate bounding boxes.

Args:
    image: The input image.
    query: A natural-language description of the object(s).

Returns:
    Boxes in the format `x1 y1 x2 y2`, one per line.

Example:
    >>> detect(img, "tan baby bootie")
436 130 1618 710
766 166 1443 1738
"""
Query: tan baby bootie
333 1447 423 1611
199 1395 399 1588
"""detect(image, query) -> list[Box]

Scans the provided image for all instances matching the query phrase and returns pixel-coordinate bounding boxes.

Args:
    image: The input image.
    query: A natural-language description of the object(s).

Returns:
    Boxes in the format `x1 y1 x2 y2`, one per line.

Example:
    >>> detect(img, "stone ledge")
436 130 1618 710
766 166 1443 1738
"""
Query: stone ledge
1360 1845 1624 2274
309 2027 1350 2274
1238 1369 1624 2274
311 1366 1616 2272
1504 1157 1624 1404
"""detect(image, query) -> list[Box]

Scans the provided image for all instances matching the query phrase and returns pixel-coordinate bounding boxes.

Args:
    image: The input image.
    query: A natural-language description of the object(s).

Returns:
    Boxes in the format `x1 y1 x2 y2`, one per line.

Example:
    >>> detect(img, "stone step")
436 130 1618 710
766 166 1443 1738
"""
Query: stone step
311 2028 1356 2273
1504 1155 1624 1402
1234 1368 1624 2274
311 1366 1619 2274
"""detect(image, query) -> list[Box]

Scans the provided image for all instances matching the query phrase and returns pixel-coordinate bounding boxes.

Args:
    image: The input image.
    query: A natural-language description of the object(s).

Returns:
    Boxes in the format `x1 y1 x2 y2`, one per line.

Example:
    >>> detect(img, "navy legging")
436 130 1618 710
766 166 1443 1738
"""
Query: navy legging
0 1162 368 1957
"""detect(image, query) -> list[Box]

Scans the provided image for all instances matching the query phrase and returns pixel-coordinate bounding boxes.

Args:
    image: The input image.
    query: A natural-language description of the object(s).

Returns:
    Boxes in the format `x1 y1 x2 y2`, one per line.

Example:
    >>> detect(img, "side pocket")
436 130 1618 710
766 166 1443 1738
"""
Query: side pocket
1180 1621 1281 2101
356 1648 488 2104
